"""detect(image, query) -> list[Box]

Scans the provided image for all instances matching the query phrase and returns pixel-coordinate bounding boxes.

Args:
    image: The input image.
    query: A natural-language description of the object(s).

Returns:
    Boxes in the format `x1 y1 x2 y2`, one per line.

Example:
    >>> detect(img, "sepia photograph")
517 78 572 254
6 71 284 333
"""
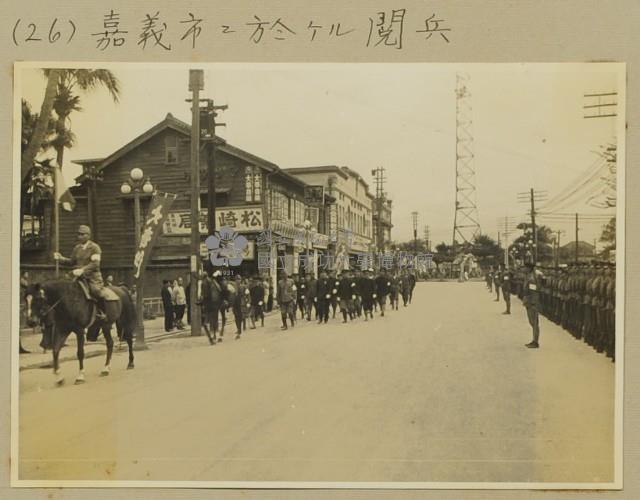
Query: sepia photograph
12 62 624 488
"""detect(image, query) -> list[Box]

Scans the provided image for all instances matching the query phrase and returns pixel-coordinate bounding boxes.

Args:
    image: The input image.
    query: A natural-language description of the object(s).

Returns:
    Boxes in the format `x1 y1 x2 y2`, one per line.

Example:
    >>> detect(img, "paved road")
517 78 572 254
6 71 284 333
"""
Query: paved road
18 281 615 483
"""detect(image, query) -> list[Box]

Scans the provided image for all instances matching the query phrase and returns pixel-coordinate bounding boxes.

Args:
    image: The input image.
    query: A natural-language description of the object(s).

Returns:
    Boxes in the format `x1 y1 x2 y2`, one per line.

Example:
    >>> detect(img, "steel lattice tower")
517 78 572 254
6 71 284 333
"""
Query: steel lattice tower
452 73 481 247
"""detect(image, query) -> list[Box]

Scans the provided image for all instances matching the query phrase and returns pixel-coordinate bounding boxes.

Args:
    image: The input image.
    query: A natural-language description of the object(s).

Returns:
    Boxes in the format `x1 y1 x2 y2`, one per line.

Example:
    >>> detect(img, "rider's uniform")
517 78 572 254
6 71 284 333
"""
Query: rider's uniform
59 240 107 298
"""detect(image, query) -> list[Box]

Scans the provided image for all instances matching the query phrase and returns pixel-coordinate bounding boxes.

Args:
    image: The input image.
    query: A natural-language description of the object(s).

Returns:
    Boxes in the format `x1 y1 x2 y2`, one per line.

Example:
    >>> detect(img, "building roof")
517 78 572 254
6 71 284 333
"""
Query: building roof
73 113 295 184
283 165 349 180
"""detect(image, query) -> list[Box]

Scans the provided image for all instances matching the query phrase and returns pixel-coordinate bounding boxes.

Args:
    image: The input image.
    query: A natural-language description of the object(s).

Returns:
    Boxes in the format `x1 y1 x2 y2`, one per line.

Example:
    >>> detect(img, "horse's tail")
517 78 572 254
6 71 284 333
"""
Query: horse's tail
113 286 137 341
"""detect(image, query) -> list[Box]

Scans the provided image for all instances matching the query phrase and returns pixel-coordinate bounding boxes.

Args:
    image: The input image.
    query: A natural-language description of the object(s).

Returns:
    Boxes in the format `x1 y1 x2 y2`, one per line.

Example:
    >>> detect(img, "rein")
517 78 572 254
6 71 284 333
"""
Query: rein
42 297 62 317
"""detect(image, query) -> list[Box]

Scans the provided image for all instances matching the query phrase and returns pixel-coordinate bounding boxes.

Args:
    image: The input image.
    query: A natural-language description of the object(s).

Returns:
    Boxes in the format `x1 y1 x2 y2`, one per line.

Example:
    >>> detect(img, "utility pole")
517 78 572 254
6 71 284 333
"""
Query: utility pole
554 230 564 267
188 69 203 337
200 99 228 236
497 215 516 269
411 211 419 255
517 189 547 264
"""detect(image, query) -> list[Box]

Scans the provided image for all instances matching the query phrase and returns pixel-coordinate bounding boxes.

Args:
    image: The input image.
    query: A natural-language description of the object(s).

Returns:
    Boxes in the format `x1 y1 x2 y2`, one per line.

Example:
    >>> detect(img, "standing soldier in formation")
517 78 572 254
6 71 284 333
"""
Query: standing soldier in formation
604 263 616 360
375 269 389 317
493 266 502 302
487 268 494 293
522 263 541 349
316 270 331 324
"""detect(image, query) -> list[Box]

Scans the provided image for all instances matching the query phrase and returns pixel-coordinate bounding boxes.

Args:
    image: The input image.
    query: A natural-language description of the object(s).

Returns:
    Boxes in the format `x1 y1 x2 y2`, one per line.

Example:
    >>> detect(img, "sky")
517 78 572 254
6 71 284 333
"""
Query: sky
18 63 621 248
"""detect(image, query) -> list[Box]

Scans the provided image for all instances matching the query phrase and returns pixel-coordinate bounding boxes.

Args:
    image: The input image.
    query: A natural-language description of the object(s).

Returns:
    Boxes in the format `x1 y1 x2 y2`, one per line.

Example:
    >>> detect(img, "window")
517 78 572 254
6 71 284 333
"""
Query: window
245 166 262 202
271 191 288 221
165 135 178 164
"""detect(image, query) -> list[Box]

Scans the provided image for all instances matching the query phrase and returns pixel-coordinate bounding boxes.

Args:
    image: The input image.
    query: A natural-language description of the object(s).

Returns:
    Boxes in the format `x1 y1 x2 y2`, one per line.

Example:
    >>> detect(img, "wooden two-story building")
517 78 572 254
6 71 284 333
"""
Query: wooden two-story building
20 113 331 296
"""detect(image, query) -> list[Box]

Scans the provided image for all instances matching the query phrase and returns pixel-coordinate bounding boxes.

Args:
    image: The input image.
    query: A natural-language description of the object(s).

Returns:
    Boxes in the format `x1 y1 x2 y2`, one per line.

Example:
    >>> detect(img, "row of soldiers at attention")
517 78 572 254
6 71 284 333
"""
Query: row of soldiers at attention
276 268 417 330
485 262 616 360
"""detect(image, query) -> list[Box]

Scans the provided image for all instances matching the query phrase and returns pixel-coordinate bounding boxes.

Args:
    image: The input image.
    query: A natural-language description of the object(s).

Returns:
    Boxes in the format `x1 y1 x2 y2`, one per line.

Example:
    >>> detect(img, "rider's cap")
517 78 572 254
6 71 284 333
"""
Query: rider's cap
77 224 91 235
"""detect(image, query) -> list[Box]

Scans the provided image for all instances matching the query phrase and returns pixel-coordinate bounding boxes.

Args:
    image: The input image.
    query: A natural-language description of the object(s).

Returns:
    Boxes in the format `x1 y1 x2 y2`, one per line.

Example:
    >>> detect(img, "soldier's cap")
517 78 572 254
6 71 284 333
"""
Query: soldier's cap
367 268 374 272
77 224 91 235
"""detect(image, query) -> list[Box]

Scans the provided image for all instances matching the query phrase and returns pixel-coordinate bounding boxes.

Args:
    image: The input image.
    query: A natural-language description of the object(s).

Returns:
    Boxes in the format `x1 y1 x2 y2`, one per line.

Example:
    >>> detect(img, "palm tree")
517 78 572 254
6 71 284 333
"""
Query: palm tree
48 69 121 173
21 69 60 183
20 100 56 243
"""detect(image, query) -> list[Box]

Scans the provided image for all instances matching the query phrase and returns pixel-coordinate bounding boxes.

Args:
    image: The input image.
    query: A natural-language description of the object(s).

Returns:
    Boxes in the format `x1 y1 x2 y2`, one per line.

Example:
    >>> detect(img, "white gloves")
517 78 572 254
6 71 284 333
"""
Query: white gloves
53 252 62 260
72 268 83 277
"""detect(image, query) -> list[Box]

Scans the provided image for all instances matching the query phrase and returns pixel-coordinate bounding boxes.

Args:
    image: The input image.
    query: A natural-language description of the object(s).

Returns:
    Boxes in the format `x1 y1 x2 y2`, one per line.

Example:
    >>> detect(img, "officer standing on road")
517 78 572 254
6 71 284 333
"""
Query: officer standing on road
522 262 541 349
329 270 340 319
501 269 512 315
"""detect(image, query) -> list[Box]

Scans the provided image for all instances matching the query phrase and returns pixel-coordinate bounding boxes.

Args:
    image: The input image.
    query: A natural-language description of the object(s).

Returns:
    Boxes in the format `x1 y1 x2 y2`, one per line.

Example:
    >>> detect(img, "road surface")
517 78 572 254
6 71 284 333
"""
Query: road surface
18 281 615 483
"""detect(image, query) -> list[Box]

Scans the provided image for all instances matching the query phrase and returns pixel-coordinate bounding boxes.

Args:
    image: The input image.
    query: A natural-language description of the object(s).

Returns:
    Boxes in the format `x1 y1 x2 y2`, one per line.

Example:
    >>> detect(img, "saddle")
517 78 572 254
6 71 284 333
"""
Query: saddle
76 278 120 302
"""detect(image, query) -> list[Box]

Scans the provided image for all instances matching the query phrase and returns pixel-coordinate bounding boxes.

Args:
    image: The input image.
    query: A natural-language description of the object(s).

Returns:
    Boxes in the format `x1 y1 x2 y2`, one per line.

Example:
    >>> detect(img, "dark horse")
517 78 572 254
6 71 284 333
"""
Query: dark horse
31 278 136 385
200 275 229 344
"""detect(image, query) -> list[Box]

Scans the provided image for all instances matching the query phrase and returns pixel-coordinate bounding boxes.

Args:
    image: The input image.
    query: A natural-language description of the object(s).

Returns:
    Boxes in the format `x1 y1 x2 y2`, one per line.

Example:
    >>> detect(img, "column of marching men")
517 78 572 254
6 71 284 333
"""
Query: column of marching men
485 262 616 361
196 268 418 342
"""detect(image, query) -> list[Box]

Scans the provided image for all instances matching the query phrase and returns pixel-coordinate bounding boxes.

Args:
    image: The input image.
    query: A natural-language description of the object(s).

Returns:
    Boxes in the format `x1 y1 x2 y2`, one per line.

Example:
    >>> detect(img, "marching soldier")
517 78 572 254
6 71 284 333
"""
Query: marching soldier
249 276 265 328
277 271 296 330
400 271 411 307
304 272 318 321
375 269 390 317
294 273 306 320
338 270 355 323
316 270 331 324
359 268 377 321
389 272 400 311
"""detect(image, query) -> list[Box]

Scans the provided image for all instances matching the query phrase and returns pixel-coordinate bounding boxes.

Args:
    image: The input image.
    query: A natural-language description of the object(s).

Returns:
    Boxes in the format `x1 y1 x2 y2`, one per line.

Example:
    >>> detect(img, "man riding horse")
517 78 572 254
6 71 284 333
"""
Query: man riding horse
53 224 107 322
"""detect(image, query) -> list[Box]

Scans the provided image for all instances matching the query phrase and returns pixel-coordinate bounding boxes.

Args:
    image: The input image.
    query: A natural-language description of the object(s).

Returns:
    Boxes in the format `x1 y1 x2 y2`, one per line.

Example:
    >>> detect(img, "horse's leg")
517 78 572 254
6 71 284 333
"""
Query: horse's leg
52 329 69 386
126 337 134 369
101 325 114 376
74 330 86 384
219 307 226 338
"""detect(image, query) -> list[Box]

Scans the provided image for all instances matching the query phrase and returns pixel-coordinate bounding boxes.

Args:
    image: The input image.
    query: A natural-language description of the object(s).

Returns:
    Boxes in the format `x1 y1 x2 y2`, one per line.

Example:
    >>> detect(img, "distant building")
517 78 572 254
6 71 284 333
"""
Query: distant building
283 166 375 261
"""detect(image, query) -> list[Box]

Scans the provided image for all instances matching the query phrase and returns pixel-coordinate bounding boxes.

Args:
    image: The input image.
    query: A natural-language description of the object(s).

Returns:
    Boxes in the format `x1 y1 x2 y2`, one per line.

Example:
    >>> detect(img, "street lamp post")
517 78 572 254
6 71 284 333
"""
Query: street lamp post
121 167 153 349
